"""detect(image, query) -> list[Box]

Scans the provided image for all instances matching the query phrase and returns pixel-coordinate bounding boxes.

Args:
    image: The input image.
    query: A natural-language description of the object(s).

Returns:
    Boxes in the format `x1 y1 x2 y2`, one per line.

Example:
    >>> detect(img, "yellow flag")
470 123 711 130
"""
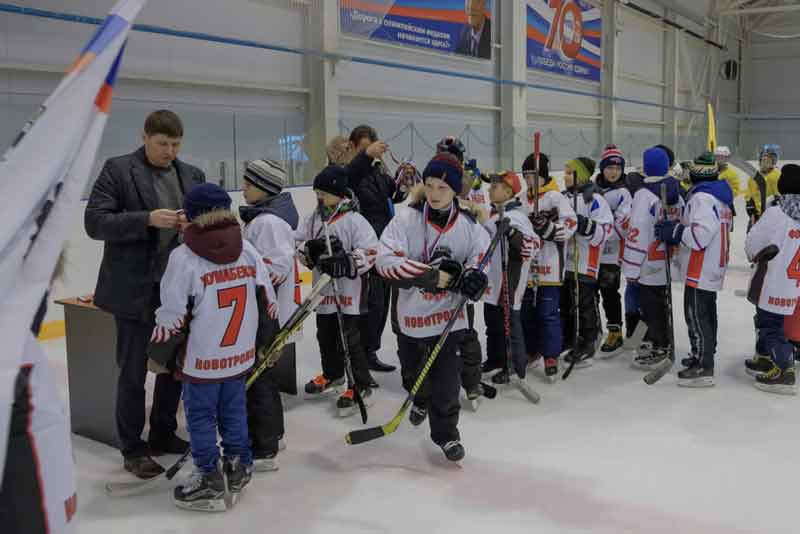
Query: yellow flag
707 102 717 152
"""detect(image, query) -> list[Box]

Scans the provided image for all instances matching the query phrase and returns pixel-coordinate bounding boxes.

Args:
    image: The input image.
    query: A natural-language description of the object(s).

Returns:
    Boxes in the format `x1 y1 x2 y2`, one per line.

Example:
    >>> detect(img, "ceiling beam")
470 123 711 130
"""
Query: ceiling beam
721 3 800 15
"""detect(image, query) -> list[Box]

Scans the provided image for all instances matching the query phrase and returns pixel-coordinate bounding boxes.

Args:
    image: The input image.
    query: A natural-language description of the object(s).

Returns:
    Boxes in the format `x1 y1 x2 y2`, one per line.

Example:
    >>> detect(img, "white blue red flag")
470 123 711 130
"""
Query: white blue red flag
0 0 147 479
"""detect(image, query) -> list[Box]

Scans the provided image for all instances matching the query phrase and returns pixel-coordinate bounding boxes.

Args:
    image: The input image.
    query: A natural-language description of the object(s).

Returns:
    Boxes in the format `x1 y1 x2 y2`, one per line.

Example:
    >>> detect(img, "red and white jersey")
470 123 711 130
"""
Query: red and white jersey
564 190 613 279
623 187 684 286
467 185 489 211
677 190 733 292
483 203 540 310
156 241 275 381
600 186 632 266
745 205 800 315
295 205 378 316
243 213 299 327
523 187 576 286
377 203 490 338
2 335 78 533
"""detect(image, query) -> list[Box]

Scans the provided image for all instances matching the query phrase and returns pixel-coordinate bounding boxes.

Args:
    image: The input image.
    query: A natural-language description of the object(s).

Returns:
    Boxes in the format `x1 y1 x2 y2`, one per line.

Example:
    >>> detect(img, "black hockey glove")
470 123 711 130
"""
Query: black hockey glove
437 258 463 290
576 214 596 237
457 268 488 301
318 251 357 279
745 199 757 218
304 236 343 268
531 213 556 241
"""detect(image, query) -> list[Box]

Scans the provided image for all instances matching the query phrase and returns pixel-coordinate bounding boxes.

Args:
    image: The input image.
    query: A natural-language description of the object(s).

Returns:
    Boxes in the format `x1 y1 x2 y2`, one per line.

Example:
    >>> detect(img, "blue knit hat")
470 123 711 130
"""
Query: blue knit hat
643 146 670 178
313 165 351 198
423 152 463 194
184 183 232 221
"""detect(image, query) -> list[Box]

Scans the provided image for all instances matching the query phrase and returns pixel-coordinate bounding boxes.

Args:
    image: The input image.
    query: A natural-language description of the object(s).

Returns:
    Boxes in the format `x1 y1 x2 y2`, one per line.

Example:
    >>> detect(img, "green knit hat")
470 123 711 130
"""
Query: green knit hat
689 151 719 183
566 157 596 185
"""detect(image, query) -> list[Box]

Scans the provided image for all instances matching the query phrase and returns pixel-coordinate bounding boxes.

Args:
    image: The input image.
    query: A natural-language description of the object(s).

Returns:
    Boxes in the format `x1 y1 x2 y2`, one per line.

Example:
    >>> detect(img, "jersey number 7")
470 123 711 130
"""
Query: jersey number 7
218 285 247 347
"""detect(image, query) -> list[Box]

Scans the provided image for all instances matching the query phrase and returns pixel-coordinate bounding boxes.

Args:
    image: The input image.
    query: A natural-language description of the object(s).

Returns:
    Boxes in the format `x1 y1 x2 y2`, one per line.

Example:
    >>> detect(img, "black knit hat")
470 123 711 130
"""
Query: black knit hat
184 183 232 221
522 152 550 182
689 152 719 183
778 164 800 195
313 165 351 198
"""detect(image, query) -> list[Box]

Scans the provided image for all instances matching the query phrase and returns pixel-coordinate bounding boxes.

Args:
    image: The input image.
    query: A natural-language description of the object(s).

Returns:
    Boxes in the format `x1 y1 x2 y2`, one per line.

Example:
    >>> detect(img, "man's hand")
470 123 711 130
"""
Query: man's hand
149 209 180 229
365 141 388 159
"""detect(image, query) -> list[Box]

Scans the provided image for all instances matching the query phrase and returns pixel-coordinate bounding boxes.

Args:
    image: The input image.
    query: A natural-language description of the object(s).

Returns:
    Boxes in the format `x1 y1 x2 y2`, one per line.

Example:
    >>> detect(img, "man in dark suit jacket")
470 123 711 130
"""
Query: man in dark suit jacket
85 110 205 479
455 0 492 59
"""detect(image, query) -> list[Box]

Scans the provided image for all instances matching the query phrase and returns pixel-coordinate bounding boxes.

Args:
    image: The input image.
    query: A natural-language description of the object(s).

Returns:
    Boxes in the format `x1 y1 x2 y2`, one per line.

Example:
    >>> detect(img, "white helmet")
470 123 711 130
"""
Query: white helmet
714 146 731 157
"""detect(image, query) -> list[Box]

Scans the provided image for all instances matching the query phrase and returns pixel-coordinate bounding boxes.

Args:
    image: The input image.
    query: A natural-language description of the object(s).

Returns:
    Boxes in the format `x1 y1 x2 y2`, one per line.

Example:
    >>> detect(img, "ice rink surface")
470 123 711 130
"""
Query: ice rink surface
44 194 799 534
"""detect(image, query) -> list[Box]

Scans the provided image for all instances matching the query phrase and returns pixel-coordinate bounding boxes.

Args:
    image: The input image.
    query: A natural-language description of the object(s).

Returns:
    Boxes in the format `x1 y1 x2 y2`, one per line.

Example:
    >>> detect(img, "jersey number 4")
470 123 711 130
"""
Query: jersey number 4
218 285 247 347
788 248 800 288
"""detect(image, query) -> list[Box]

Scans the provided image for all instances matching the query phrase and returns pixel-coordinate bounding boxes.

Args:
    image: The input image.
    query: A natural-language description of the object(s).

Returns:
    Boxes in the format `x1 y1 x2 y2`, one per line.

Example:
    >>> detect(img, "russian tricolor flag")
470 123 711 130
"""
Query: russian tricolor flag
0 0 147 477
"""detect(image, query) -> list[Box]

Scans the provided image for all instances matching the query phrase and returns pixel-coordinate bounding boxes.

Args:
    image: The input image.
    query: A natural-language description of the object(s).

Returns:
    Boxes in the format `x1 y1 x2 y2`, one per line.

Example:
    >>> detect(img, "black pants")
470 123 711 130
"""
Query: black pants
483 303 527 377
459 303 482 391
115 309 182 459
684 286 718 370
0 368 47 534
359 269 390 355
397 331 464 445
597 264 622 328
561 274 600 349
316 313 371 388
247 363 284 458
639 284 670 349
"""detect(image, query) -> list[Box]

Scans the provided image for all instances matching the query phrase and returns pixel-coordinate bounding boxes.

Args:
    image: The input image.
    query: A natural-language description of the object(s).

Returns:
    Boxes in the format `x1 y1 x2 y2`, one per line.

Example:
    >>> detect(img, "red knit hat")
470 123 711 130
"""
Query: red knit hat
599 144 625 172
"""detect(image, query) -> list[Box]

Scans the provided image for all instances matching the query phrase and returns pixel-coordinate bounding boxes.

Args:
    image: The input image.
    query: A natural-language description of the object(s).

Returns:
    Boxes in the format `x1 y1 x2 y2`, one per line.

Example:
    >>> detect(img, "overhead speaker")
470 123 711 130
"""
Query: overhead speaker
721 59 739 81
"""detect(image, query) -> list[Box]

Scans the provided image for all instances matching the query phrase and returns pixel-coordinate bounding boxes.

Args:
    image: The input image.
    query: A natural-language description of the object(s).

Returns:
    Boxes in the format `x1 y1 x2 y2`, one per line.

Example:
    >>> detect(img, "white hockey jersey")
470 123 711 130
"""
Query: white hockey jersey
522 183 577 286
600 185 632 266
467 185 489 211
483 201 540 310
3 335 78 533
564 189 613 279
243 213 299 327
157 239 276 381
622 179 684 286
295 203 378 316
676 182 734 292
745 204 800 315
377 201 490 339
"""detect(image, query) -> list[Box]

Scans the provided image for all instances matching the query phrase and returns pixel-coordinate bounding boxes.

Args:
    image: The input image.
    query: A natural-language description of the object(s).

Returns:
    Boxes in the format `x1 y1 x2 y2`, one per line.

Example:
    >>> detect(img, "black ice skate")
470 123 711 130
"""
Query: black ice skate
564 344 594 369
253 452 279 473
745 354 773 378
755 365 797 396
440 440 465 464
336 387 373 418
544 357 558 384
223 456 252 505
677 363 714 388
598 326 624 359
490 368 511 384
409 404 427 426
465 384 483 412
173 468 227 512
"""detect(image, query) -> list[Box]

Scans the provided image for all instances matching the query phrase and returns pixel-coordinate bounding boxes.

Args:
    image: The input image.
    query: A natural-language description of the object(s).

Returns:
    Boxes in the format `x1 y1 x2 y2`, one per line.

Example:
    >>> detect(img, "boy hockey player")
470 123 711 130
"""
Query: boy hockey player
562 157 612 368
744 164 800 395
655 152 733 387
623 147 683 371
296 166 379 416
154 183 277 511
595 145 632 358
746 144 781 228
482 171 539 384
713 146 741 199
240 159 299 471
522 152 576 381
376 152 490 462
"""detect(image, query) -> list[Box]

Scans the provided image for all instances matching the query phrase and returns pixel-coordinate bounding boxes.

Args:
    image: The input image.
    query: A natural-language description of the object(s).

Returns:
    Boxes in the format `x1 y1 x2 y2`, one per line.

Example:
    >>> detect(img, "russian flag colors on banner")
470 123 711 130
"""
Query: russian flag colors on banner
0 0 147 479
526 0 602 82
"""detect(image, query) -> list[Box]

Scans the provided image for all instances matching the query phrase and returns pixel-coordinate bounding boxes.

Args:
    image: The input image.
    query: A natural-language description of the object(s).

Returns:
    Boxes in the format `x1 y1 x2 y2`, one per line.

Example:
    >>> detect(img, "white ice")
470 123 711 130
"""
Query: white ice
42 194 798 534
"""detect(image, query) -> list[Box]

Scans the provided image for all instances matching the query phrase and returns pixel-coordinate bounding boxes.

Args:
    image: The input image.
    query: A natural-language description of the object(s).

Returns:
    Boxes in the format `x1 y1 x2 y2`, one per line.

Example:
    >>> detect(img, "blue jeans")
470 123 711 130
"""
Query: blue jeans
755 308 795 370
182 378 252 474
521 286 562 359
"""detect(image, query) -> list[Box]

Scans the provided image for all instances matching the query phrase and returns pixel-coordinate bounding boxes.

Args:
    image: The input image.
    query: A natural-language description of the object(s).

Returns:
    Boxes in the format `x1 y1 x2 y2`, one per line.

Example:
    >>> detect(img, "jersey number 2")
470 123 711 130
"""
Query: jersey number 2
218 285 247 347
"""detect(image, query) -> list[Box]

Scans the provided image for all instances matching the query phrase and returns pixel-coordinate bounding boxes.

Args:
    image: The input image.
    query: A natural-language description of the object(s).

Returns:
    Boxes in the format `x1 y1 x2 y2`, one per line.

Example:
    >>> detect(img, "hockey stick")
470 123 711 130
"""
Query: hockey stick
345 219 507 445
319 201 368 424
497 202 540 404
105 275 331 497
644 183 677 385
562 186 581 380
530 132 541 301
